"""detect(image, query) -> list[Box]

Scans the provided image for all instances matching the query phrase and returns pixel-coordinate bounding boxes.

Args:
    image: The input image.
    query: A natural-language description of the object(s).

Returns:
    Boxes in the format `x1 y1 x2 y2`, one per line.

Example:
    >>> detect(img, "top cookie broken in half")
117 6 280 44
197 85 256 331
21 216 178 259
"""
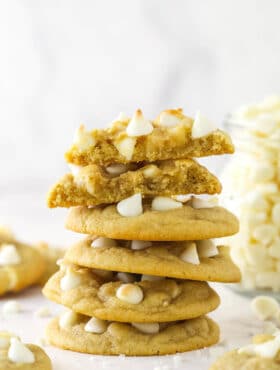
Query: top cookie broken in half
47 159 221 208
65 109 234 166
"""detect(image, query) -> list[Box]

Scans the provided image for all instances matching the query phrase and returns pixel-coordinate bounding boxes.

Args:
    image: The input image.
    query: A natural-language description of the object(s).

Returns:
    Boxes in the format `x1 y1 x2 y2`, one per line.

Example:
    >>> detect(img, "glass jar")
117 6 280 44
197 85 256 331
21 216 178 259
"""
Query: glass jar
221 96 280 297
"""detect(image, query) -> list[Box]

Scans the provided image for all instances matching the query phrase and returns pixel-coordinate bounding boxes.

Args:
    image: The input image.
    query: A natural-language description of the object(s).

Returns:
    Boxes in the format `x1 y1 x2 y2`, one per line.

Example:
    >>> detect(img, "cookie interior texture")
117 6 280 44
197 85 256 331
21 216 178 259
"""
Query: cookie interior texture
65 240 241 283
43 268 220 322
0 344 52 370
46 314 219 356
47 159 222 208
65 205 239 240
65 112 234 166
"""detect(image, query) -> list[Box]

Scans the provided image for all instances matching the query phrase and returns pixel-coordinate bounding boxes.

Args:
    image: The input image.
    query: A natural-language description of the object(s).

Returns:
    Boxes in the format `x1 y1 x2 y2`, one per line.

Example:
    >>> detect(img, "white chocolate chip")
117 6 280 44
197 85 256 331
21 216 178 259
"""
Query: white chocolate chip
60 268 81 291
252 224 278 245
191 111 217 138
0 332 17 349
142 165 159 178
272 203 280 225
8 338 35 364
151 196 183 211
117 272 137 283
180 242 200 265
251 296 279 321
85 317 108 334
196 240 218 258
68 164 83 176
131 322 160 334
126 110 153 137
116 193 143 217
34 306 51 318
158 111 182 127
250 162 275 182
59 310 80 329
106 164 129 176
191 195 219 209
117 112 129 122
73 125 96 150
141 275 165 282
173 194 192 203
244 191 269 212
254 335 280 358
2 300 21 315
0 244 21 266
116 283 143 304
269 239 280 259
131 240 152 250
114 137 136 160
91 237 117 248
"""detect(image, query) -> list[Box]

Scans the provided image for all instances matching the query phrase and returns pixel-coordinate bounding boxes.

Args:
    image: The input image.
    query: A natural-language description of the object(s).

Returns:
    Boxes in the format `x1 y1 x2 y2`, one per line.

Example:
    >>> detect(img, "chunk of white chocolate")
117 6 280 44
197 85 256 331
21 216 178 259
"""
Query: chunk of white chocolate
85 317 108 334
158 111 182 127
68 164 83 176
0 244 21 266
60 268 81 291
272 203 280 225
116 193 143 217
73 125 96 150
191 111 217 138
191 195 219 209
151 196 182 211
131 322 160 334
116 283 143 304
0 332 17 349
130 240 152 250
8 338 35 364
196 240 218 258
126 109 153 137
114 137 136 160
59 310 80 329
91 237 117 248
2 300 21 315
180 242 200 265
252 224 277 245
106 164 129 176
251 296 279 321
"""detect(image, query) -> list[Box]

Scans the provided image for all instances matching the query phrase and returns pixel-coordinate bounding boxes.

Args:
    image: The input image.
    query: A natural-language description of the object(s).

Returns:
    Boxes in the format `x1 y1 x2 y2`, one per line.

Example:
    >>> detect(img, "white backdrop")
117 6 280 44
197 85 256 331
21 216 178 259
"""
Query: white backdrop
1 0 280 241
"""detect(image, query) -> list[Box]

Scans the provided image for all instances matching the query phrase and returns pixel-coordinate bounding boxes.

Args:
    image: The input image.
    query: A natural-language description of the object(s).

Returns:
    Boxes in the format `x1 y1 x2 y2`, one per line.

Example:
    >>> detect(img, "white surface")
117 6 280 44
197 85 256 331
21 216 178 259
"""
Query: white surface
0 193 266 370
1 1 280 191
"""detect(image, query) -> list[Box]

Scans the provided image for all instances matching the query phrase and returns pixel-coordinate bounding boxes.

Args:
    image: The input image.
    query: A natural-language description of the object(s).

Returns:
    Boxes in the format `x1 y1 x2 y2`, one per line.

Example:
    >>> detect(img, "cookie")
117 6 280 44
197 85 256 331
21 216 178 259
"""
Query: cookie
209 349 280 370
0 240 45 296
64 238 241 283
35 242 64 285
47 159 222 208
43 266 220 322
66 204 239 241
0 332 52 370
0 225 15 243
65 109 234 166
46 314 219 356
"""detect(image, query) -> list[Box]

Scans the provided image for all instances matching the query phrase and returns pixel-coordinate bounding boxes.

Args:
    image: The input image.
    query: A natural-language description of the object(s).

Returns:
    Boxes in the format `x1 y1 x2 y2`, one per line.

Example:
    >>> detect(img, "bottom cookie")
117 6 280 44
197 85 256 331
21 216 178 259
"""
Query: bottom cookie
46 314 219 356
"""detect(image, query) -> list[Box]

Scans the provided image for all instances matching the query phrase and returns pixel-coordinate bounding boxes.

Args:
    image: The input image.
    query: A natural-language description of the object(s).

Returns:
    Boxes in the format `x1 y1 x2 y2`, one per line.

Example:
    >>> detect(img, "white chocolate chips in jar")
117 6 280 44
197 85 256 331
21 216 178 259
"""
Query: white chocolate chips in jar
221 96 280 293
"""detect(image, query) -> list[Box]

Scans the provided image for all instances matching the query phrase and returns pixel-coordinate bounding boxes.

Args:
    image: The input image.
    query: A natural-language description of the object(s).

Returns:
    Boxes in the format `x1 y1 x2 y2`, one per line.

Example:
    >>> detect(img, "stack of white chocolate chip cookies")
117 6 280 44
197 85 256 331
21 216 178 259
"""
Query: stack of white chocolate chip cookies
43 108 241 356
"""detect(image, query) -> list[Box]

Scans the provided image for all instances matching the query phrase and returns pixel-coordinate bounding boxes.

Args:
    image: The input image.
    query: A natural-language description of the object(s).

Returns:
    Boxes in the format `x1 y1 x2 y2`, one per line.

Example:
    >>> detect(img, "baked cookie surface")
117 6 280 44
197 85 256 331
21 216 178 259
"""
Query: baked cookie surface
65 239 241 283
65 109 234 166
47 159 221 208
0 241 45 296
43 267 220 322
46 314 219 356
66 205 239 241
209 349 280 370
0 343 52 370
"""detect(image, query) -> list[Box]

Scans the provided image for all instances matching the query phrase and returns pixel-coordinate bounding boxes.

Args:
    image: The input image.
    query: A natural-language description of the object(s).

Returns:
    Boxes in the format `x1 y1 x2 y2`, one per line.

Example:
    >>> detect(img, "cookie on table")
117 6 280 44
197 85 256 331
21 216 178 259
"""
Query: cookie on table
0 225 15 243
46 313 219 356
66 202 239 241
47 159 222 208
210 333 280 370
35 242 64 285
43 265 220 322
65 109 234 166
0 239 45 296
65 238 241 283
0 331 52 369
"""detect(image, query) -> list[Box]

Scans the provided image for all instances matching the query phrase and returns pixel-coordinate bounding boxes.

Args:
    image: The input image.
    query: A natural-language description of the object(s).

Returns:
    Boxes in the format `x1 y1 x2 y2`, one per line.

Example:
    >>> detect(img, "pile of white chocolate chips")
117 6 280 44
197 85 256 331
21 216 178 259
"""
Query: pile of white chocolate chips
222 96 280 292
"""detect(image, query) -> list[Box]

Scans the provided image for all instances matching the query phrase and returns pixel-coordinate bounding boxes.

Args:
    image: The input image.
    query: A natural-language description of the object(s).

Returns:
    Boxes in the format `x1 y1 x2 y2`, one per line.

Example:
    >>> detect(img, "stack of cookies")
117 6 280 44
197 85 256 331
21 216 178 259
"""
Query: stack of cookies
43 109 240 356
